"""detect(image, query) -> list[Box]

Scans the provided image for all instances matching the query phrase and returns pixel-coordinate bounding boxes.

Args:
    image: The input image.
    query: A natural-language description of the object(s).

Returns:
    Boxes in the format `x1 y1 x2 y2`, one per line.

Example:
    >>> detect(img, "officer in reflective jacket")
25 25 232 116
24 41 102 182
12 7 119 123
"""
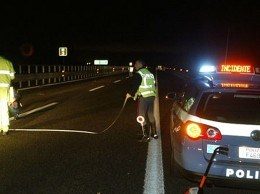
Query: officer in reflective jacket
126 60 158 142
0 55 15 135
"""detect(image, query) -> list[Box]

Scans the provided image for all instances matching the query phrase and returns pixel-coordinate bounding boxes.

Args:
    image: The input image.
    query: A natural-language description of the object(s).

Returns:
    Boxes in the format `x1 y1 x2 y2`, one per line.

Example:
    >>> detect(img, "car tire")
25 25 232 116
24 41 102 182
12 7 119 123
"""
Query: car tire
170 125 181 178
170 146 181 178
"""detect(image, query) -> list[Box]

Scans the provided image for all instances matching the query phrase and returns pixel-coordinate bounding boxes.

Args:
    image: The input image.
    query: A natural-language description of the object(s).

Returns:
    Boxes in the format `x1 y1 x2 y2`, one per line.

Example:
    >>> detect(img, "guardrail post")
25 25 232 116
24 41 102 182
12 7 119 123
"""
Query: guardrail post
54 66 57 83
27 65 31 87
18 65 22 88
62 66 65 82
42 65 45 85
35 65 38 86
48 66 51 83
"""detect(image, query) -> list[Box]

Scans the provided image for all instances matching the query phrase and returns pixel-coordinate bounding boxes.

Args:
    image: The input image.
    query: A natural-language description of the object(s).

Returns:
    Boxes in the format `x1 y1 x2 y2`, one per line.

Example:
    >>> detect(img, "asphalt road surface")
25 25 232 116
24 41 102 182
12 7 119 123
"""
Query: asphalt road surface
0 71 258 194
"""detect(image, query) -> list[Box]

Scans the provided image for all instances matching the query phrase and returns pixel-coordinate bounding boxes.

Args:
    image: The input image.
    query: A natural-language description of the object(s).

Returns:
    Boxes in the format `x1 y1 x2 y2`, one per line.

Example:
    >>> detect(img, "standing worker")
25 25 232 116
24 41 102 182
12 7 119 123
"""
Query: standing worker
0 55 15 135
126 60 158 142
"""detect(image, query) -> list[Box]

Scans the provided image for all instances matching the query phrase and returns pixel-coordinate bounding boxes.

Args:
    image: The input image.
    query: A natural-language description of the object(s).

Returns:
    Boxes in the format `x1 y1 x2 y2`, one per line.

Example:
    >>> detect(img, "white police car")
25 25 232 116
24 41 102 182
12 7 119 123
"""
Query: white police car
168 64 260 187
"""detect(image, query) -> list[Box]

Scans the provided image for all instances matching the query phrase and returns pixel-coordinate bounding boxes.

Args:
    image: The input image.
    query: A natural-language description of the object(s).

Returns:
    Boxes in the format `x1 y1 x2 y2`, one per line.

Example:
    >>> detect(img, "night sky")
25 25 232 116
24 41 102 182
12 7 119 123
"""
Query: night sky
1 0 259 67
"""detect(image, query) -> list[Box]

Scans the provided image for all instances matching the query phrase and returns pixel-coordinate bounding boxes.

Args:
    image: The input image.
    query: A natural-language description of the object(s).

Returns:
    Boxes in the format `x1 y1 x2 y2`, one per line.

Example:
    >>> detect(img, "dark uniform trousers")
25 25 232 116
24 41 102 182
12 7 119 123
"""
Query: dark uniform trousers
137 96 156 136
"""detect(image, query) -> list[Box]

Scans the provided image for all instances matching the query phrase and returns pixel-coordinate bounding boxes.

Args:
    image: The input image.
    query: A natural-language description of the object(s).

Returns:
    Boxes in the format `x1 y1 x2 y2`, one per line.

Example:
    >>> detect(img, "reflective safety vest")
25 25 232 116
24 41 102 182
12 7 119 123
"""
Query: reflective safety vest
136 68 156 98
0 56 15 88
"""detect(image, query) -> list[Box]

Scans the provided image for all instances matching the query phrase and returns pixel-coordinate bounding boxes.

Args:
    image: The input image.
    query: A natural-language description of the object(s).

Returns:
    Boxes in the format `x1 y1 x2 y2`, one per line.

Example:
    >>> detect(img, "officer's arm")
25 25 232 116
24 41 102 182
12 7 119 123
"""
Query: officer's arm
128 73 142 97
8 60 15 80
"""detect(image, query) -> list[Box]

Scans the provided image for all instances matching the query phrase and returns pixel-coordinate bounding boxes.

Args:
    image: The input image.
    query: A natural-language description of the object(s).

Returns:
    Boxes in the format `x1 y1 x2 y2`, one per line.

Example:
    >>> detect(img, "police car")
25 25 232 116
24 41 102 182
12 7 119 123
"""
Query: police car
168 64 260 186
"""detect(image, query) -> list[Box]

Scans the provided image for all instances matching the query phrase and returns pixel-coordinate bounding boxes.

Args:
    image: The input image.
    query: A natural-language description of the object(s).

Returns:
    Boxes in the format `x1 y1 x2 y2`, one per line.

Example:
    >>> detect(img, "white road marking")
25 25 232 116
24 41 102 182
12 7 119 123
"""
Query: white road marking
89 85 105 92
113 80 121 83
143 74 165 194
9 128 97 134
10 102 58 121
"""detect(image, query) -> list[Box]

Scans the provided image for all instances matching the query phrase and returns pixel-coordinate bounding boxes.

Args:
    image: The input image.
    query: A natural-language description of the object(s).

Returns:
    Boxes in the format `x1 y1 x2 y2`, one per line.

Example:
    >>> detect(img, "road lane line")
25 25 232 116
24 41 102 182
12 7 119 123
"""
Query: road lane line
113 80 121 83
89 85 105 92
9 128 97 134
143 72 164 194
10 102 58 121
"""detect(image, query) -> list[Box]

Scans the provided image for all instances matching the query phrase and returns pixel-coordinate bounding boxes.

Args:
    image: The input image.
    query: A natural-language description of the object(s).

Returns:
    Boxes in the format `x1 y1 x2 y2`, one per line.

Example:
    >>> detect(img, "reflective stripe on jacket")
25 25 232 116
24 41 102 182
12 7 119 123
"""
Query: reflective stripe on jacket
136 68 156 98
0 56 15 86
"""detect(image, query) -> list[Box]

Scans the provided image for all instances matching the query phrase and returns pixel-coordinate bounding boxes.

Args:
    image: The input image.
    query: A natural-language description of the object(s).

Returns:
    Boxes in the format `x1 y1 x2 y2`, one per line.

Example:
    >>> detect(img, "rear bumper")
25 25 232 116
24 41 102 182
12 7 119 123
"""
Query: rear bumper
181 167 260 190
174 142 260 185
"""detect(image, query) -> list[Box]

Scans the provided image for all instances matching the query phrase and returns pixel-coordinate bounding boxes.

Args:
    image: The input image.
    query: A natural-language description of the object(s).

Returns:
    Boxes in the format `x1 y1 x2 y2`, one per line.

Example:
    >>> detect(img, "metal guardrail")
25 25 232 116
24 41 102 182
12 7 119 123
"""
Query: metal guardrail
13 65 128 89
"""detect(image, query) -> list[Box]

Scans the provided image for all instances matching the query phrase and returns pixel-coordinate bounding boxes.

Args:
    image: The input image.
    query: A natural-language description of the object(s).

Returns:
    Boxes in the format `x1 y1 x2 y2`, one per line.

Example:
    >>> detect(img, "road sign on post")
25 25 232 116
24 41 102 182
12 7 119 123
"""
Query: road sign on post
59 47 68 56
94 60 108 65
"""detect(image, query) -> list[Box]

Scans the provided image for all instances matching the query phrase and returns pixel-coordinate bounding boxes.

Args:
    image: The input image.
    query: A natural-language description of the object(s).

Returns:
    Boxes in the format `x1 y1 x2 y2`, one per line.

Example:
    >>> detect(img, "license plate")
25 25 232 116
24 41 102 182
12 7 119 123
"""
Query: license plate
207 144 220 154
239 147 260 160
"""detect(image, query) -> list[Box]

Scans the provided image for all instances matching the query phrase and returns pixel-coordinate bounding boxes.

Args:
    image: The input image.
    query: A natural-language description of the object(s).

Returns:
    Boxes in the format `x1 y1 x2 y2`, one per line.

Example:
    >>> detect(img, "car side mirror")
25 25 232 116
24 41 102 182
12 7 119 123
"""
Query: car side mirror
166 92 184 103
165 92 177 100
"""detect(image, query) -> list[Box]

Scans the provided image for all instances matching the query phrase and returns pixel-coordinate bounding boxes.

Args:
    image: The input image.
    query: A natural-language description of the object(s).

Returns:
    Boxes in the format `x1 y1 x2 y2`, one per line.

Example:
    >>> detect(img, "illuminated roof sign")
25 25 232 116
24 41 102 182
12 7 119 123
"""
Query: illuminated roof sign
220 65 253 73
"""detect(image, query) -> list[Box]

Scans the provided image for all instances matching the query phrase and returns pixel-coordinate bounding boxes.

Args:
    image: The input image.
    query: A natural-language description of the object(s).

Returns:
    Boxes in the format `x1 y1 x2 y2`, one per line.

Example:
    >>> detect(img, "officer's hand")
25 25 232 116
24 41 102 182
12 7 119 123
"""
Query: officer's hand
126 93 132 100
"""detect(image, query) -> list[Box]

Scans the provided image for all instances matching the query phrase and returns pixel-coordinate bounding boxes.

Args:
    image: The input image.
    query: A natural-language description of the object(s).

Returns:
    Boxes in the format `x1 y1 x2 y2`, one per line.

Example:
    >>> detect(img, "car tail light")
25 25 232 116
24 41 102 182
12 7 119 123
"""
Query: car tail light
186 123 202 139
184 121 222 140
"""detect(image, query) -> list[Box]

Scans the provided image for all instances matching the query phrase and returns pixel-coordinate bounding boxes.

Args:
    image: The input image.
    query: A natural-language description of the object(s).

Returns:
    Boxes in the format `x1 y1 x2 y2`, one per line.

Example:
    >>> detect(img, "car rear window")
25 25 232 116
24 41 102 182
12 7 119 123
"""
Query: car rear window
196 92 260 124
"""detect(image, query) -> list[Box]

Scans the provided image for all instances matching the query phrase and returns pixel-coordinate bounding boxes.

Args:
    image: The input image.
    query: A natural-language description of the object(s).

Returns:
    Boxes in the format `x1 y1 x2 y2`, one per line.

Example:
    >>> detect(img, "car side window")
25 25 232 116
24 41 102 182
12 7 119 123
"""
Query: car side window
183 97 195 112
181 85 197 112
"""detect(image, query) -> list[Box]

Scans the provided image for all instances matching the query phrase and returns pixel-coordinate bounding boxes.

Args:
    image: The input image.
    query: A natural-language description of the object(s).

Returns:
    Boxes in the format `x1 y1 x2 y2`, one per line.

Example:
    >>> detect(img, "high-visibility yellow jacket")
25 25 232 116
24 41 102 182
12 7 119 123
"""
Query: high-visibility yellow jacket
0 56 15 88
136 68 156 98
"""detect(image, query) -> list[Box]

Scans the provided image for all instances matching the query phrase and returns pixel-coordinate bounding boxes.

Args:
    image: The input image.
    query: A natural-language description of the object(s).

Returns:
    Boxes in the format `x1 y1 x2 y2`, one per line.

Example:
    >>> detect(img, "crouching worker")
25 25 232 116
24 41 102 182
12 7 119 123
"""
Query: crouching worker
0 55 15 135
9 86 21 120
126 60 158 142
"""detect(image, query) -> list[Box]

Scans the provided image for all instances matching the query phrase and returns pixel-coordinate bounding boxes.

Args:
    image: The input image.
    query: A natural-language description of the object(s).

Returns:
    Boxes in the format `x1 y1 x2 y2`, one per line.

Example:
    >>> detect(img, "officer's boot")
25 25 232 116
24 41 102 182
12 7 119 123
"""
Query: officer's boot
150 122 158 139
142 125 150 142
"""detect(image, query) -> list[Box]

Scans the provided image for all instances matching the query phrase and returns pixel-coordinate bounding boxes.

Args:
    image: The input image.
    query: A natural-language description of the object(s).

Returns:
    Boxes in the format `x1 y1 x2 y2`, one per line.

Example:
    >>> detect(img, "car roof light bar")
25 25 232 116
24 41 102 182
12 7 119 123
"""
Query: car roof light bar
199 65 216 73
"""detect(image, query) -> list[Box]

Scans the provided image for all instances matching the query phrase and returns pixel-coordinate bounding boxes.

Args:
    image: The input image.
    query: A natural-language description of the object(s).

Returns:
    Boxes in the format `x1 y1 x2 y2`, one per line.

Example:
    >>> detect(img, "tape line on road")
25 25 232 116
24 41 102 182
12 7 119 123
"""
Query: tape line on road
113 80 121 83
10 102 58 121
89 85 105 92
9 101 98 134
9 128 98 134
